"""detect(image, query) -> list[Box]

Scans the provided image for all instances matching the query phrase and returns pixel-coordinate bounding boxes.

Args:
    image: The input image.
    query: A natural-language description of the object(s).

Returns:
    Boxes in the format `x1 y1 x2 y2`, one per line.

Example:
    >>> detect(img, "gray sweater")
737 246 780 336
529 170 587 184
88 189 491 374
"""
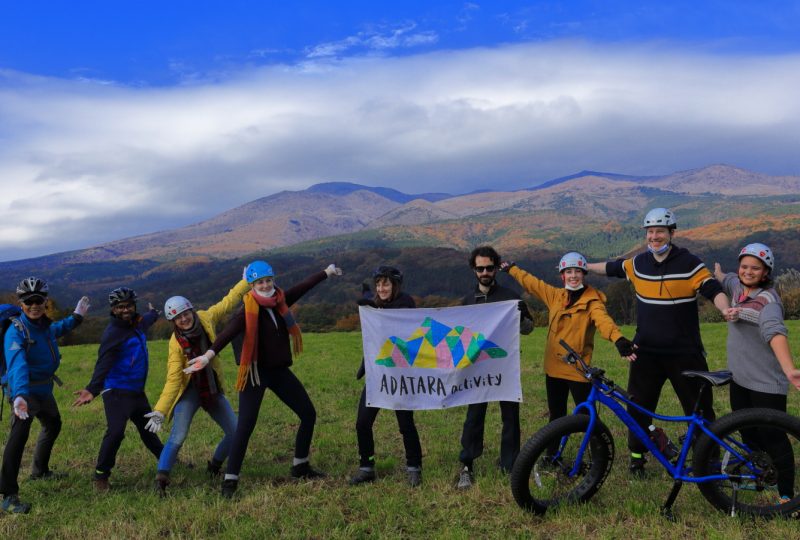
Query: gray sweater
722 273 789 395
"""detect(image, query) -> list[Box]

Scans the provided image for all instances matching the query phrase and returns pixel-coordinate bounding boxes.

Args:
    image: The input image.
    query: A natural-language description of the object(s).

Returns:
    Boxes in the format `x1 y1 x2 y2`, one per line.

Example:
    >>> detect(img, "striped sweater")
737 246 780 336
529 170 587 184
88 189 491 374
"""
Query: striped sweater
606 245 723 355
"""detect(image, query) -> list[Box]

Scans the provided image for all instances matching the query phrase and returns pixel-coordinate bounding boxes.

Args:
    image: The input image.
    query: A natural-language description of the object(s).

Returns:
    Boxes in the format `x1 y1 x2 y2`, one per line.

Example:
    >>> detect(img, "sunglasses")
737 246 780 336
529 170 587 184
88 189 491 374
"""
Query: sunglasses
22 296 46 306
113 303 136 311
474 265 496 273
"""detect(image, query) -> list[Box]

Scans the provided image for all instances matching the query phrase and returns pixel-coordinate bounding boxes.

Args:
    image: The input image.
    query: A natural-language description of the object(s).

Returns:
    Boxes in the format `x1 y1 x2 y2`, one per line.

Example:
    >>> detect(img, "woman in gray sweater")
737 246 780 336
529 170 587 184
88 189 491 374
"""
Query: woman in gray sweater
715 242 800 503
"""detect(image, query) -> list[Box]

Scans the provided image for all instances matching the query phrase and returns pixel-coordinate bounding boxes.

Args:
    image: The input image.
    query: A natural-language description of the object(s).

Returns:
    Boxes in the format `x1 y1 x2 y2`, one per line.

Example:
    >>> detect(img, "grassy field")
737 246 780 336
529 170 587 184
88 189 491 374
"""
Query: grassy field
2 322 799 539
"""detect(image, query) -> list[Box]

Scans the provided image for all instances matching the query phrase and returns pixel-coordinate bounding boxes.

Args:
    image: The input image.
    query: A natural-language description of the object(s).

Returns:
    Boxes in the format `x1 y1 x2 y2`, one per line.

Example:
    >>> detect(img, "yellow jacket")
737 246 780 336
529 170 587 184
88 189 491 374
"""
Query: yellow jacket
154 279 250 418
509 266 623 382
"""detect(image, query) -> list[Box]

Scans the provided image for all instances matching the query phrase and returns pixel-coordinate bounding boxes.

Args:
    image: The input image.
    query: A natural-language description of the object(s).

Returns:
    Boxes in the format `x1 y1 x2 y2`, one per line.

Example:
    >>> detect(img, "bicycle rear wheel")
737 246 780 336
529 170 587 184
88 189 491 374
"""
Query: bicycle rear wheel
510 415 615 515
694 407 800 518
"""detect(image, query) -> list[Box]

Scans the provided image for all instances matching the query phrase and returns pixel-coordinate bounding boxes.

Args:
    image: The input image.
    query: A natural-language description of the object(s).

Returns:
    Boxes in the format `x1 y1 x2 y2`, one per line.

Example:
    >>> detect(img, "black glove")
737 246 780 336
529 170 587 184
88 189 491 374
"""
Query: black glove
356 298 377 307
615 337 636 357
500 261 516 273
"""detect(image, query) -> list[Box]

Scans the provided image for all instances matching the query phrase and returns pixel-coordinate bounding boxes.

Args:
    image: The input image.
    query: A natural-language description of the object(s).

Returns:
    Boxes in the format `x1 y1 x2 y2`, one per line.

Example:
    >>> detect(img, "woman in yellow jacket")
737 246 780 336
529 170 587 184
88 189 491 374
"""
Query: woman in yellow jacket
502 252 636 423
143 273 250 495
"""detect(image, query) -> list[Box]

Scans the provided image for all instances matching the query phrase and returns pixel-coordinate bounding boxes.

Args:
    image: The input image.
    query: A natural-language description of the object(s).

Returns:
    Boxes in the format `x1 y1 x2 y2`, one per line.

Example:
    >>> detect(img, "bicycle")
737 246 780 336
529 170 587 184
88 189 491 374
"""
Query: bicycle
510 339 800 518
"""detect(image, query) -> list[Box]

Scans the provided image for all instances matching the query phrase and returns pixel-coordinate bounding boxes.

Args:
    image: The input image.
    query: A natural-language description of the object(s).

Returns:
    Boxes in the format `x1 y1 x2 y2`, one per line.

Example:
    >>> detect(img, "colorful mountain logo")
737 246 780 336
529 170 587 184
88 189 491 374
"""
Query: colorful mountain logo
375 316 508 369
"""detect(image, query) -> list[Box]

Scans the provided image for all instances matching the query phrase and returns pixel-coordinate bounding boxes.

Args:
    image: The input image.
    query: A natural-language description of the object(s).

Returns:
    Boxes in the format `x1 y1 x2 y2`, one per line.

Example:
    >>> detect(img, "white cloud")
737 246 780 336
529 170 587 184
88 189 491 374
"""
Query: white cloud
1 41 800 260
306 22 439 58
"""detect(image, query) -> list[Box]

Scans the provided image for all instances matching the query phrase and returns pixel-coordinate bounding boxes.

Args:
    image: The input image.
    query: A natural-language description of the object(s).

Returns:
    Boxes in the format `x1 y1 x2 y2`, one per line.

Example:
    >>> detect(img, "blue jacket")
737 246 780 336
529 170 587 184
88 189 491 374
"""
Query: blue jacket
85 309 159 395
4 312 82 399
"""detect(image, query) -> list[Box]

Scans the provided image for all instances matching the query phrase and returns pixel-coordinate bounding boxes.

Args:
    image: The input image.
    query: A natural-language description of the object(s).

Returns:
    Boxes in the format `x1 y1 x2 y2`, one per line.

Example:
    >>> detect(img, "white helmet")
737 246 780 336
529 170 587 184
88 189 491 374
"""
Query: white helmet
164 296 194 321
738 243 774 270
642 208 677 229
558 252 588 272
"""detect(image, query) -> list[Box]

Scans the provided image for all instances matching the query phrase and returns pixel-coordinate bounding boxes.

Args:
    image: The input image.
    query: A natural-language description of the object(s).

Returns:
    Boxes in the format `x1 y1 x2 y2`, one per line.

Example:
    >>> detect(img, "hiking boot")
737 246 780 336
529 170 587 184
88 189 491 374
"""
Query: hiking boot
207 459 223 478
407 468 422 487
94 477 110 493
457 466 473 489
221 479 238 499
2 494 31 514
629 455 647 478
29 470 67 481
348 468 376 486
155 473 170 498
291 462 327 480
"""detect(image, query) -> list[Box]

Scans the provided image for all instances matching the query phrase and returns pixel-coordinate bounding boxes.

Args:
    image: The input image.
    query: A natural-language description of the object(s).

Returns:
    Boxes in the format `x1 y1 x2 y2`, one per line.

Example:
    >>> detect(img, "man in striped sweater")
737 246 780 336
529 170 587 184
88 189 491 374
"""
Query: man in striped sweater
587 208 735 476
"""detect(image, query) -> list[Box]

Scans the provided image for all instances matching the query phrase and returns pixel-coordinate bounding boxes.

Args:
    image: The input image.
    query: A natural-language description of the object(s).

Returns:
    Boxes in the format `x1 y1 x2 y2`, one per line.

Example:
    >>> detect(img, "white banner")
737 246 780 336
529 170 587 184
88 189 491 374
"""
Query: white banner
359 300 521 410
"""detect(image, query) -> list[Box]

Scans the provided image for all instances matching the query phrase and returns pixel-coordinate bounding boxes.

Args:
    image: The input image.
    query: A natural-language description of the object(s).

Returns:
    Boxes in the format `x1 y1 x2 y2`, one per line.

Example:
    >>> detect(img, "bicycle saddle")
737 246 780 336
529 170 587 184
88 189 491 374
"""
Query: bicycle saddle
680 370 732 387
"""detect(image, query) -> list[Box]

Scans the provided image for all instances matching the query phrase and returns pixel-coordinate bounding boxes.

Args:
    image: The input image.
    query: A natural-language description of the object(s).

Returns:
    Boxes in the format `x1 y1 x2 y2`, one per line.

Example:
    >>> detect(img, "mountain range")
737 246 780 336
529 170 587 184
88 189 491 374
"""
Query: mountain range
1 163 798 342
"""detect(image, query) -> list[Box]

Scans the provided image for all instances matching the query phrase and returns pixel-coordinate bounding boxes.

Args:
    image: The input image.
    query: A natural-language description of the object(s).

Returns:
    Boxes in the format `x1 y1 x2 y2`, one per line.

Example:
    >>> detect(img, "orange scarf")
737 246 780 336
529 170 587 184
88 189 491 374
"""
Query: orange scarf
236 288 303 391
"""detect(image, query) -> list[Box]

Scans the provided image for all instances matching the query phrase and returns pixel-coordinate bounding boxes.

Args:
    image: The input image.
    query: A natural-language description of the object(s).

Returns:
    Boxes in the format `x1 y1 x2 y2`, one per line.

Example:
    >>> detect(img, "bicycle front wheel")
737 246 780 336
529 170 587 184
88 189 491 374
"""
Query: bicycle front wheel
694 407 800 518
510 415 615 515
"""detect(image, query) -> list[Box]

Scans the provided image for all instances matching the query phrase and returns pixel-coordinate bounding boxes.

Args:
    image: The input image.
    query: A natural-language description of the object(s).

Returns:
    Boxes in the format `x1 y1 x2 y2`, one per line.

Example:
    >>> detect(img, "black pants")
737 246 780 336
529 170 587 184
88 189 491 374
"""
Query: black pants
459 400 520 472
355 387 422 468
95 389 164 478
0 393 61 496
730 381 794 497
226 365 316 476
626 351 716 454
545 375 592 422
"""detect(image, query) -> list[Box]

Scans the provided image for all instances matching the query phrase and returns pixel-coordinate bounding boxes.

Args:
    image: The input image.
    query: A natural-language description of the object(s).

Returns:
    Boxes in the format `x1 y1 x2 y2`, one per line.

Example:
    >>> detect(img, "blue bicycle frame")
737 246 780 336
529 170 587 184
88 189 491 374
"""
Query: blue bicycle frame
562 374 759 485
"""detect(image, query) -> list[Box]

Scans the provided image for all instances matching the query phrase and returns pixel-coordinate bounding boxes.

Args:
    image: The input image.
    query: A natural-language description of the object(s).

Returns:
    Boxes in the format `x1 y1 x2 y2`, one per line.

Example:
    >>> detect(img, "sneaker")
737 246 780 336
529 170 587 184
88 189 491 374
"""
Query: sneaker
407 469 422 487
291 462 327 480
155 473 170 498
2 494 31 514
207 459 223 477
94 477 110 493
221 478 238 499
629 455 647 478
348 468 376 485
29 470 67 481
457 466 473 489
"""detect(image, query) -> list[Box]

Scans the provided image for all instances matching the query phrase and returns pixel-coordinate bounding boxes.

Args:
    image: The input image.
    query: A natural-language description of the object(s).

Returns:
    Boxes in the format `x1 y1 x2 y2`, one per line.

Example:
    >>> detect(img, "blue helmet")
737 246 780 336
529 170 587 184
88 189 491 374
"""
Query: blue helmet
245 261 274 283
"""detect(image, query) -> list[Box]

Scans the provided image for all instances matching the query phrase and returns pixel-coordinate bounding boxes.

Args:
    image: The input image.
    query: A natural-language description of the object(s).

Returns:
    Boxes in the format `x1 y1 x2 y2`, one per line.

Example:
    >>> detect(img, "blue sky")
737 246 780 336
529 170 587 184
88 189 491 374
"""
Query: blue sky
2 1 800 260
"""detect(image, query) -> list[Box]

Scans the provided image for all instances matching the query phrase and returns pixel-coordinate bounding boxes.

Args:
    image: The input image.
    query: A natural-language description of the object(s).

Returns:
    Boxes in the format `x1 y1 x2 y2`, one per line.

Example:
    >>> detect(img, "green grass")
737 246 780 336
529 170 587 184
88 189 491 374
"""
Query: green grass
2 323 800 538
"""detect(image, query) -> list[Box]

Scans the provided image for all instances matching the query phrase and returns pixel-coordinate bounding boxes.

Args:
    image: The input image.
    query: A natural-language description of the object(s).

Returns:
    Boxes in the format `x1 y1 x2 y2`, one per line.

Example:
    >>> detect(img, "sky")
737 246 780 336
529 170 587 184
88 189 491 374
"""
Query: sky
2 1 800 261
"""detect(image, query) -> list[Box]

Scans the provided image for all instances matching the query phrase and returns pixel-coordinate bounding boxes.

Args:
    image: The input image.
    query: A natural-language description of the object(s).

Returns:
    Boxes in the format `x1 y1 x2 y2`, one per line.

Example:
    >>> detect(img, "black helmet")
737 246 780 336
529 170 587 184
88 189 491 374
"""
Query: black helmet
372 266 403 284
108 287 138 306
16 276 49 299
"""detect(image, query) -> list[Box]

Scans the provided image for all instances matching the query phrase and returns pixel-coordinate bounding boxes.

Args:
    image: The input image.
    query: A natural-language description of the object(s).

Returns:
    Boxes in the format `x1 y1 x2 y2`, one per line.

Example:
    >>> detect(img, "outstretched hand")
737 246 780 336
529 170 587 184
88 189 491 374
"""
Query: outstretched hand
713 262 725 282
499 261 515 273
788 369 800 392
183 351 215 373
13 396 29 420
74 296 91 317
615 337 638 362
325 264 342 277
72 389 94 407
144 411 164 433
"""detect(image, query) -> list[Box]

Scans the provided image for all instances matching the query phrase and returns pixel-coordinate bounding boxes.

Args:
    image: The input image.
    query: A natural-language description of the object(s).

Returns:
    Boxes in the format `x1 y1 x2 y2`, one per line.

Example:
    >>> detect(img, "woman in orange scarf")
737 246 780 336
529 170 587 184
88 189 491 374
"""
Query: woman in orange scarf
185 260 341 498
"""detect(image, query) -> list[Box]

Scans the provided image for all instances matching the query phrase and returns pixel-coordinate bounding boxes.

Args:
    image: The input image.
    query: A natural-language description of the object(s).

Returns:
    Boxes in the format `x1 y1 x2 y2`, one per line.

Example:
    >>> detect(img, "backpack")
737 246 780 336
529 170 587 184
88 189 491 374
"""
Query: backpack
1 303 32 419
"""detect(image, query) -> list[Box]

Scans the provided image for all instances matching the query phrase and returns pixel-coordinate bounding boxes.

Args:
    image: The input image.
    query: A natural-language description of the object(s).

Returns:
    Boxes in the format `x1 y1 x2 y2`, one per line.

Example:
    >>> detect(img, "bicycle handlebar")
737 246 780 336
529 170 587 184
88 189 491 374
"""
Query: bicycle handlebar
558 339 632 400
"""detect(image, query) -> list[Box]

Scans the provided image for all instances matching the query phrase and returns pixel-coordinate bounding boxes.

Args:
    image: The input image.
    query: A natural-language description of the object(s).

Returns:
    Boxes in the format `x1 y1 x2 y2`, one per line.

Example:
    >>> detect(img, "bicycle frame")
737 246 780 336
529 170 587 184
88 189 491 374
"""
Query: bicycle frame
560 373 760 485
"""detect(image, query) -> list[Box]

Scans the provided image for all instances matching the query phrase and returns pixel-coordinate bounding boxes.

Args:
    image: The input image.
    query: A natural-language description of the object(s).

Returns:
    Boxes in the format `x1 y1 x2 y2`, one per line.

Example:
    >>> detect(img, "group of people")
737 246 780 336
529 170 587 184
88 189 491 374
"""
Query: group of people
2 206 799 514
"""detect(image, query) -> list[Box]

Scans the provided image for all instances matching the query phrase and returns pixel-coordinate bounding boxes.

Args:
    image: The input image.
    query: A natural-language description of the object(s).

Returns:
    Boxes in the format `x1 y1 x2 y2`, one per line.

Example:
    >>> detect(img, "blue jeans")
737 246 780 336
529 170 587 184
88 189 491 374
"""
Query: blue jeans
157 385 238 473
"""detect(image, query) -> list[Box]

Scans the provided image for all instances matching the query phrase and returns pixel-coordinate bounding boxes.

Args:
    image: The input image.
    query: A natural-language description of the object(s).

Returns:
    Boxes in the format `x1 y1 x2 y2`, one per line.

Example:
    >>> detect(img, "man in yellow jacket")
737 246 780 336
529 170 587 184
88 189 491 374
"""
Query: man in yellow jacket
503 252 636 426
143 273 250 495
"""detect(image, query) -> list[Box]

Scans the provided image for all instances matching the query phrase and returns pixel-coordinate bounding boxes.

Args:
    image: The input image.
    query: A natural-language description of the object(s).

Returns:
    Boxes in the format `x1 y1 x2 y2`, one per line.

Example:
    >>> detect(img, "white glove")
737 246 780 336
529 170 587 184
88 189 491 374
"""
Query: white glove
144 411 164 433
74 296 90 316
324 264 342 277
243 265 249 281
183 350 215 373
13 396 29 420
